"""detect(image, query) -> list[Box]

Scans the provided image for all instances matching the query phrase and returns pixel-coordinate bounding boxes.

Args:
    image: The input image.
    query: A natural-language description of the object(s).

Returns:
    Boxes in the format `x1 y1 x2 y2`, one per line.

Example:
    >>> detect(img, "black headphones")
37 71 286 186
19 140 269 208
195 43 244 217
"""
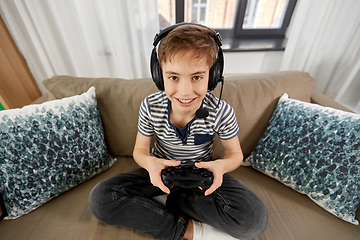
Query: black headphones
150 22 224 91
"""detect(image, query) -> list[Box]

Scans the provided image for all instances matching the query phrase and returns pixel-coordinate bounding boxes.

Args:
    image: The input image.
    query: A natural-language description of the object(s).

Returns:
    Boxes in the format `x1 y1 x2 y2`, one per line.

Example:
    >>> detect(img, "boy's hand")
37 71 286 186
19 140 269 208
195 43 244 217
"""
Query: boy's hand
146 157 181 194
195 160 225 196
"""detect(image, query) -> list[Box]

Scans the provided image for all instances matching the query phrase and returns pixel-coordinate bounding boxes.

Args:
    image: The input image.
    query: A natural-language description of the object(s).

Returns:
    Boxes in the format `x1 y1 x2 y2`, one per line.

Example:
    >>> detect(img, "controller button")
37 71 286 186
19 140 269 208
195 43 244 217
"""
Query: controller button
192 167 200 172
201 181 211 189
164 180 174 186
162 171 171 177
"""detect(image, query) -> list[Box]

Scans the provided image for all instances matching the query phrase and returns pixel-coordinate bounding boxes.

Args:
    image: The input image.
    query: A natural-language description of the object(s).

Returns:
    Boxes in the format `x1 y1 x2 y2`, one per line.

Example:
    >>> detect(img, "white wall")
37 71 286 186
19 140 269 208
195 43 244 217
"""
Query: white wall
223 51 284 74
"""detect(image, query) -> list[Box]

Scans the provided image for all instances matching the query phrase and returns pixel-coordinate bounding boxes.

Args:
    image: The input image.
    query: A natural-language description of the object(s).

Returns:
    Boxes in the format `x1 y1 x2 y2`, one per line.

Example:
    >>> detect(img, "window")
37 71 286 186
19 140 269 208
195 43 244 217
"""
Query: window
189 0 208 25
158 0 297 51
243 0 289 29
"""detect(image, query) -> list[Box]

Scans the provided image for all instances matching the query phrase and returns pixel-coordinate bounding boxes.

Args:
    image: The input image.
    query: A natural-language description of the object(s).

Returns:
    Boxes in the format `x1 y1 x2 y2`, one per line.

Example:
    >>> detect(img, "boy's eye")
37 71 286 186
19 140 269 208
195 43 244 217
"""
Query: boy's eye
169 76 178 81
192 76 202 81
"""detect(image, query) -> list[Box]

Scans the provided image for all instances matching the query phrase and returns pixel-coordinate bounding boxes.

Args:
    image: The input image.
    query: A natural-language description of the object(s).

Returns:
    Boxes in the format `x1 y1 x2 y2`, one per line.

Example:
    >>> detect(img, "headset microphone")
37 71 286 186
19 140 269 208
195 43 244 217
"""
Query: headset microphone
196 77 224 119
195 108 209 118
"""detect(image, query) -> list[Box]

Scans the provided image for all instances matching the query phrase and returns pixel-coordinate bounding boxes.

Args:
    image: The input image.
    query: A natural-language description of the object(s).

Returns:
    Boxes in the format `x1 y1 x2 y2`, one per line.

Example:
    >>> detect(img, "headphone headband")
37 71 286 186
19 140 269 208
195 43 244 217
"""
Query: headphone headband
153 22 223 47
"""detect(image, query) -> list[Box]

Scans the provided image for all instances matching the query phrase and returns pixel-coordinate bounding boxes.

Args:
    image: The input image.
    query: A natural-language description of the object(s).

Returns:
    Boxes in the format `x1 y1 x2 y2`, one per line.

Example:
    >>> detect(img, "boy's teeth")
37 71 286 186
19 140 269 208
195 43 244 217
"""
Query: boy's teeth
179 98 193 103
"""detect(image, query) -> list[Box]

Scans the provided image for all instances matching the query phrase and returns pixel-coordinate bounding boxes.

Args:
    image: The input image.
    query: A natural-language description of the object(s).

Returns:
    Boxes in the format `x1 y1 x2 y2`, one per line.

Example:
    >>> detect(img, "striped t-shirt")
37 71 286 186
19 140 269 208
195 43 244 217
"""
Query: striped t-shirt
137 91 239 162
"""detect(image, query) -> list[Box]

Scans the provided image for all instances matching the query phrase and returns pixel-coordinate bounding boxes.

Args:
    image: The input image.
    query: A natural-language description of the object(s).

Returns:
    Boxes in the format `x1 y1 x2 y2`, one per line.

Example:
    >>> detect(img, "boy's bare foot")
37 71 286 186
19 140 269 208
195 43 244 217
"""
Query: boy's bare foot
183 219 194 240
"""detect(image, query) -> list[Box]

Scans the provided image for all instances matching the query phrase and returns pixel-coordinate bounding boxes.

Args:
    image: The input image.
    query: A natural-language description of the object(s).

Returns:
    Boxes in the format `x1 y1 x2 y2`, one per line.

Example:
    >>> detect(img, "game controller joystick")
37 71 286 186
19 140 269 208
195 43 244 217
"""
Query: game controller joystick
161 162 213 191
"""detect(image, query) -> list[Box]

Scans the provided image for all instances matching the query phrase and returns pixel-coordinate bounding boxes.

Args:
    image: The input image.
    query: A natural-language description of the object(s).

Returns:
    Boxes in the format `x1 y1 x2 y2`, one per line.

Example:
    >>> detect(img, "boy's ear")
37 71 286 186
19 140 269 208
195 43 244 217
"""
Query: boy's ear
150 47 165 91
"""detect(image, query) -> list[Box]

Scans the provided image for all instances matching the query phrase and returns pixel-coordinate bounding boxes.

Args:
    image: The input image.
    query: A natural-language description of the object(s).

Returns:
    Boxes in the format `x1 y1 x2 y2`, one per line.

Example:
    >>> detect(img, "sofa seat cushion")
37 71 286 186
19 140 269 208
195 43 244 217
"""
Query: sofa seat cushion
0 157 359 239
0 157 153 240
232 167 360 239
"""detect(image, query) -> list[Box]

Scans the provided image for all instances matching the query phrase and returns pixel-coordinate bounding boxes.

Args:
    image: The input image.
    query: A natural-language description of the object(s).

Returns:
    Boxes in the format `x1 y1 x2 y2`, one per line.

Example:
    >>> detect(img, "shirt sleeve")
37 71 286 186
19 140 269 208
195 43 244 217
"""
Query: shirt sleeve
137 97 154 137
216 102 239 140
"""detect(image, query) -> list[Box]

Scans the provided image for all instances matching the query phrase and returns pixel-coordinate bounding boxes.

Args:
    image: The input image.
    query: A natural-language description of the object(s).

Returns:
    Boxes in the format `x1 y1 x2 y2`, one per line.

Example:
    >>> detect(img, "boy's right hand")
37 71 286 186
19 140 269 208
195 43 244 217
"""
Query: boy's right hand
145 157 180 194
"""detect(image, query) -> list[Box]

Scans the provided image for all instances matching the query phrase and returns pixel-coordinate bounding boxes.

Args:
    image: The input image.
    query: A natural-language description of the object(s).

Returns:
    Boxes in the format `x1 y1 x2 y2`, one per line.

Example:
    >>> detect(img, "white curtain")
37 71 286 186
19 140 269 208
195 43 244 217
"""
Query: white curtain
280 0 360 112
0 0 159 94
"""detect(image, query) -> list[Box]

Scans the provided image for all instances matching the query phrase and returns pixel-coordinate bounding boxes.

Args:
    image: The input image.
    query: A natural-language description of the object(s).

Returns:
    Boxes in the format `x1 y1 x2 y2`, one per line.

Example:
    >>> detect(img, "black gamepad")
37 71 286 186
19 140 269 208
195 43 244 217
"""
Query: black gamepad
161 162 213 191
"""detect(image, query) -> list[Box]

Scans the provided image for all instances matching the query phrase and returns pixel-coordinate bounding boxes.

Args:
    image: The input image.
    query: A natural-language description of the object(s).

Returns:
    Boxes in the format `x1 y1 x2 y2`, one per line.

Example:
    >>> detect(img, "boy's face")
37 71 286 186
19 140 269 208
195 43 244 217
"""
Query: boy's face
162 50 210 117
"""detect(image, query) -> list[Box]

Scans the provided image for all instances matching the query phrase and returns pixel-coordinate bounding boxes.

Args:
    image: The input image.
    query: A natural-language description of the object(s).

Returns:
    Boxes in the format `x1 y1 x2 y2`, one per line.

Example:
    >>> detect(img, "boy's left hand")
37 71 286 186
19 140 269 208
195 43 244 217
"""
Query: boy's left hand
195 160 225 196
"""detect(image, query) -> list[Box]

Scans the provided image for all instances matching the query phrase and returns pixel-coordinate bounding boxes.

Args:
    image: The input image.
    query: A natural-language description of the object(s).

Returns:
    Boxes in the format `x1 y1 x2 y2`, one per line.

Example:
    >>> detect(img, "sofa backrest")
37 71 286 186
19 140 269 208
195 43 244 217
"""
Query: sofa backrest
43 71 314 158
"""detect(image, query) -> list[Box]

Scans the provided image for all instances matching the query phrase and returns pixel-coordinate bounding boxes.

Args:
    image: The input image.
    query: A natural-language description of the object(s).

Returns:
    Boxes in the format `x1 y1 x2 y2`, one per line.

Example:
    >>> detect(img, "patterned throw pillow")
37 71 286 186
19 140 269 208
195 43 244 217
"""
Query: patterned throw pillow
245 93 360 225
0 87 115 219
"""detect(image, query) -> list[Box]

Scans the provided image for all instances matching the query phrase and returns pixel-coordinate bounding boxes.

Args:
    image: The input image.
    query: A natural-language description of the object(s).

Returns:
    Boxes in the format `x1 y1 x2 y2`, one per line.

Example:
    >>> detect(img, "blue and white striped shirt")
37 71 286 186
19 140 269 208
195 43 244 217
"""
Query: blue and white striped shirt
137 91 239 162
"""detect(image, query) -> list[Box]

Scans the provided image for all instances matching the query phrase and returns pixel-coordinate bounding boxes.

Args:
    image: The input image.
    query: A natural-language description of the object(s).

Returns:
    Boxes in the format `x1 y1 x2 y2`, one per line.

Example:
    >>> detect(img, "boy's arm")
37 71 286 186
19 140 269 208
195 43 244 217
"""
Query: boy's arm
195 136 243 196
133 131 180 194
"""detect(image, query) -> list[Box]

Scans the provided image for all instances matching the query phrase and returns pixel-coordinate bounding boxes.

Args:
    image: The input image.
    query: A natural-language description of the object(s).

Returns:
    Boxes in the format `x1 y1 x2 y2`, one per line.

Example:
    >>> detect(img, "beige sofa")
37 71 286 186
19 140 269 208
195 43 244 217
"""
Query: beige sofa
0 71 359 239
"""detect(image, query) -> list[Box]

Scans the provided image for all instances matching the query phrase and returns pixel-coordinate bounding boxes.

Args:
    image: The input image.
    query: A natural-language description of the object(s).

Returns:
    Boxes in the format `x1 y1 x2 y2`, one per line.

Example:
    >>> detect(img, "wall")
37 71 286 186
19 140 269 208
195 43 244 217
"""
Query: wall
0 15 41 109
224 51 284 74
336 67 360 112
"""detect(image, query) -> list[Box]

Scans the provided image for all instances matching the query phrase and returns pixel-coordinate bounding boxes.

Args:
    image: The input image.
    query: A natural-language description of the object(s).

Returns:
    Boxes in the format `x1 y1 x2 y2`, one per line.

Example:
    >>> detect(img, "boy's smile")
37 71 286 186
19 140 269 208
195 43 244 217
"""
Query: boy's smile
162 50 210 122
175 97 196 105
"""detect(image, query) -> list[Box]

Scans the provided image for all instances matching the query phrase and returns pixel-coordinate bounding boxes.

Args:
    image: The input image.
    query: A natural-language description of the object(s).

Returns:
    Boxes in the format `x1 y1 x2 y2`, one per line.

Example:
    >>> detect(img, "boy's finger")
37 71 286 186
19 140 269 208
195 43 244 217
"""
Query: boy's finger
152 175 170 194
173 160 181 166
154 168 172 194
205 184 217 196
205 173 222 196
158 182 170 194
165 160 181 167
195 161 206 169
205 181 220 196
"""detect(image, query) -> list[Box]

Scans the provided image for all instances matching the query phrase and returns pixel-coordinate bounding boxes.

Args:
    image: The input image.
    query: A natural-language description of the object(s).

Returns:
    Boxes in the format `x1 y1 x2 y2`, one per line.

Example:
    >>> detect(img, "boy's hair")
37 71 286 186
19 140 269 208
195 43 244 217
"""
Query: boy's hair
157 24 218 68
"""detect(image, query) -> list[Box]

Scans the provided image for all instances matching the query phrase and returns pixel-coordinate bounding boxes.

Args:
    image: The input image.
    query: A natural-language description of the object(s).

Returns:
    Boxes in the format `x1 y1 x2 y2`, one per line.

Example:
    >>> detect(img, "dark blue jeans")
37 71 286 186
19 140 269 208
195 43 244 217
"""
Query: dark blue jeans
88 168 267 240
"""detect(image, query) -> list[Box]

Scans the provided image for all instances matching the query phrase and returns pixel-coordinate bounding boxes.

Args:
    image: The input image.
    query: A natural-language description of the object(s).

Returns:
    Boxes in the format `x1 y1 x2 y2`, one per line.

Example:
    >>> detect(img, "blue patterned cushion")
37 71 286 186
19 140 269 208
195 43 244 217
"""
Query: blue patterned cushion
245 93 360 225
0 87 115 219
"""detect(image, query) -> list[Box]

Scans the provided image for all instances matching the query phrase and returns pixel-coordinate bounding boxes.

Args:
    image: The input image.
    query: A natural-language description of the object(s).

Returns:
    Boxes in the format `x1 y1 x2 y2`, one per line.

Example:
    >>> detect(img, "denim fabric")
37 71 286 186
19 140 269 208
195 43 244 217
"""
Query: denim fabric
88 168 267 240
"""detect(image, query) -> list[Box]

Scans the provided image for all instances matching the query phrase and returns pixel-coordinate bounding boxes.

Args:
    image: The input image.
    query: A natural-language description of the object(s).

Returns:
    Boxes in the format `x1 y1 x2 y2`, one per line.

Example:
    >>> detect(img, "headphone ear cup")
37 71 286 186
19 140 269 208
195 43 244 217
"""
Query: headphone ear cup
208 49 224 91
208 64 218 91
150 47 164 91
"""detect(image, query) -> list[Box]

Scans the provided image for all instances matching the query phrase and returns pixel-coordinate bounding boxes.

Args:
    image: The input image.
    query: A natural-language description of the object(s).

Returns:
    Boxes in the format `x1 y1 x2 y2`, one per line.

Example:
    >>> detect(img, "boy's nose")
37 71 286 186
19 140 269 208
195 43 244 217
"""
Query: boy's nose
178 79 192 95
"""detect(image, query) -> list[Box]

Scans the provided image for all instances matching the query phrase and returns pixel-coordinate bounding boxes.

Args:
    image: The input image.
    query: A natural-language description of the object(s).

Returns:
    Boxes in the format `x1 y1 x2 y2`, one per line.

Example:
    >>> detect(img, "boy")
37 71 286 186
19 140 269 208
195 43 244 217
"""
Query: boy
88 23 267 240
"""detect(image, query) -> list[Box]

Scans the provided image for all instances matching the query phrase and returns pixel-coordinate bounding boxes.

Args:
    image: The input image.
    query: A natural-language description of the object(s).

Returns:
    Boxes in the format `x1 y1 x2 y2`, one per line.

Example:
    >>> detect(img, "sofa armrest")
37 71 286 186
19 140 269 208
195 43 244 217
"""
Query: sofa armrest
311 88 354 113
